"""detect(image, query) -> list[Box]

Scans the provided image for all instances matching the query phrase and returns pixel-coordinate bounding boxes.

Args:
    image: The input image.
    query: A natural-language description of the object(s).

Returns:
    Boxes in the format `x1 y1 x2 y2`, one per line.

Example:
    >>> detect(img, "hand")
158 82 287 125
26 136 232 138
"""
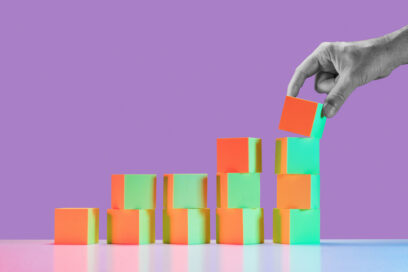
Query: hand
287 38 402 118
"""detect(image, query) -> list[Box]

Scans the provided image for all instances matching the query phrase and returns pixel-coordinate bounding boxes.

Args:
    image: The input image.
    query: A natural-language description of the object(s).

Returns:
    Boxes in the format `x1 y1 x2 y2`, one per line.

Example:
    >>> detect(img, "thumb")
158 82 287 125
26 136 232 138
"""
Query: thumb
323 76 356 118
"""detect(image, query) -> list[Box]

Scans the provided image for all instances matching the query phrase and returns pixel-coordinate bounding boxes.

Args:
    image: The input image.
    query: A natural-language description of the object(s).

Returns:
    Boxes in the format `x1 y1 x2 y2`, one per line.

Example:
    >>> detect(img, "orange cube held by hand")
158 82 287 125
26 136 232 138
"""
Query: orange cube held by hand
54 208 99 245
279 96 326 138
217 138 262 173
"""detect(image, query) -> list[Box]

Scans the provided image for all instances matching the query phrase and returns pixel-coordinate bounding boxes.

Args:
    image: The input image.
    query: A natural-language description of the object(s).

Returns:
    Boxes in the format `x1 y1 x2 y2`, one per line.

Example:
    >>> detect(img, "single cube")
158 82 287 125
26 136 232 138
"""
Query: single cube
163 174 207 209
275 137 320 174
217 173 260 208
277 174 320 209
279 96 326 138
216 208 264 245
273 208 320 244
54 208 99 245
163 208 210 244
111 174 156 209
217 138 262 173
107 209 155 245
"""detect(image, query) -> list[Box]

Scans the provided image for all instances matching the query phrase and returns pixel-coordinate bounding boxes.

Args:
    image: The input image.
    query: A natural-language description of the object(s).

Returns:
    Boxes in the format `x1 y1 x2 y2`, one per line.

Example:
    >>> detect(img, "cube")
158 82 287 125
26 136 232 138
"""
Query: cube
277 174 320 209
216 208 264 245
217 173 260 208
163 208 210 244
107 209 155 244
111 174 156 209
275 137 320 174
273 208 320 244
279 96 326 138
163 174 207 209
54 208 99 245
217 138 262 173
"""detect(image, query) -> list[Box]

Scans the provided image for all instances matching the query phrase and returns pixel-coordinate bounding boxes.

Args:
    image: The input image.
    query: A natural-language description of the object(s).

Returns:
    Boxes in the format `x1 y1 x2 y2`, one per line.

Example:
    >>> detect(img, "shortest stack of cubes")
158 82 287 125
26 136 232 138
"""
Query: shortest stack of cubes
163 174 210 244
107 174 156 244
273 96 325 244
216 137 264 244
55 208 99 245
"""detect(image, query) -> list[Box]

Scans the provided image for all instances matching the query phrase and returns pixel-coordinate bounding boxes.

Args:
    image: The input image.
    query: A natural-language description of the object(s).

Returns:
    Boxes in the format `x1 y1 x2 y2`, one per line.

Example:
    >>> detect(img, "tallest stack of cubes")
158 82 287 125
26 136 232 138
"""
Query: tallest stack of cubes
273 96 326 244
216 137 264 244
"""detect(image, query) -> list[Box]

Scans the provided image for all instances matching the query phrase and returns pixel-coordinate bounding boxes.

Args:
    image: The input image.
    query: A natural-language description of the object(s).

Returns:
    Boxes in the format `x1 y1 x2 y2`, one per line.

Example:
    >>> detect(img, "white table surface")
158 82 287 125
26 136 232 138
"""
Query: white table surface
0 239 407 272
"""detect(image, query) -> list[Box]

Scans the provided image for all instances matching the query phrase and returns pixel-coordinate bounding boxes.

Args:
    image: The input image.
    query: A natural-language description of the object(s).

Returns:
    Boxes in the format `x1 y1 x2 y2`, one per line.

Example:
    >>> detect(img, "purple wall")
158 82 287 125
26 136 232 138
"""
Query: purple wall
1 1 408 239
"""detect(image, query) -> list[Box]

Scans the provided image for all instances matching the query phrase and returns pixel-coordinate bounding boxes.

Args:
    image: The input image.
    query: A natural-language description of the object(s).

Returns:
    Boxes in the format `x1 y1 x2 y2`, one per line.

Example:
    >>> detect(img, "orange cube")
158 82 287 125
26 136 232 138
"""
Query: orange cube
54 208 99 245
277 174 320 209
278 96 326 138
216 208 264 245
107 209 155 244
217 138 262 173
163 209 210 245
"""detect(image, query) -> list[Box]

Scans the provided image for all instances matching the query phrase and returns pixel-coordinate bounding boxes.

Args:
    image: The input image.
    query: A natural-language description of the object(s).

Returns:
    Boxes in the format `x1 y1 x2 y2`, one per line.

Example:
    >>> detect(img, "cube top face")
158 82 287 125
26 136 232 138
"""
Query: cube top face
277 174 320 209
111 174 156 209
163 208 210 245
217 173 260 208
55 208 99 245
275 137 320 174
279 96 326 139
107 209 155 245
273 208 320 244
163 174 207 209
217 138 262 173
216 208 264 245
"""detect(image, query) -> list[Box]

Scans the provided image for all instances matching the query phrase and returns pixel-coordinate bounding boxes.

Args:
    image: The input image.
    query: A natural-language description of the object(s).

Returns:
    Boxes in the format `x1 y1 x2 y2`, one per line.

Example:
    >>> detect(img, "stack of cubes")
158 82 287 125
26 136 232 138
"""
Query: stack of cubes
273 96 326 244
107 174 156 244
216 138 264 244
163 174 210 244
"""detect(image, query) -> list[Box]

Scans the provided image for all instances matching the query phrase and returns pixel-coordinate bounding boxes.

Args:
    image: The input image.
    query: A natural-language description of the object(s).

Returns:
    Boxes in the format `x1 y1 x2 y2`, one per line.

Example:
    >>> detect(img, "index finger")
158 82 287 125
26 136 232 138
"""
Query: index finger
287 52 321 97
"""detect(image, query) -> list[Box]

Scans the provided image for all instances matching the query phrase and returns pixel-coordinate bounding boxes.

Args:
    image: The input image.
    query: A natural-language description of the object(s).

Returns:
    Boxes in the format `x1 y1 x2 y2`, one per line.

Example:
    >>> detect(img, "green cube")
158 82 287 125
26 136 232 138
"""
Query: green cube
111 174 156 209
217 173 260 208
275 137 320 174
164 174 207 209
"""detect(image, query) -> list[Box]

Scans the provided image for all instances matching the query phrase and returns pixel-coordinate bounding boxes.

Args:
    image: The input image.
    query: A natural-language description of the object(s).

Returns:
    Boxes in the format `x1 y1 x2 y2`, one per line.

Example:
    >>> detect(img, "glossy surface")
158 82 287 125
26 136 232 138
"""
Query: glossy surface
1 240 407 272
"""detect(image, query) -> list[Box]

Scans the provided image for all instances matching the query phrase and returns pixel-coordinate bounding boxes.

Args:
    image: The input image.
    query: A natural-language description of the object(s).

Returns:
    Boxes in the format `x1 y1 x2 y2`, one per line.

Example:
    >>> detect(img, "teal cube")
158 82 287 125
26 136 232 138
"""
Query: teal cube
273 208 320 244
275 137 320 174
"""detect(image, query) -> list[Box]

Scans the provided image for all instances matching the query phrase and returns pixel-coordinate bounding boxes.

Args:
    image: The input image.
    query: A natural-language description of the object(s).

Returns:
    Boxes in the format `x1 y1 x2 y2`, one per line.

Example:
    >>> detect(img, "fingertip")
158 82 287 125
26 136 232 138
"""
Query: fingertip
323 103 337 118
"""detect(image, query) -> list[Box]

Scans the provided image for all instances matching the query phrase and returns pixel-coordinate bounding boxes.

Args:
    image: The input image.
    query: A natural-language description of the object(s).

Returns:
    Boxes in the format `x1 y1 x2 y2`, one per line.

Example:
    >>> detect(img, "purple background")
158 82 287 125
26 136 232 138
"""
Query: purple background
1 1 408 240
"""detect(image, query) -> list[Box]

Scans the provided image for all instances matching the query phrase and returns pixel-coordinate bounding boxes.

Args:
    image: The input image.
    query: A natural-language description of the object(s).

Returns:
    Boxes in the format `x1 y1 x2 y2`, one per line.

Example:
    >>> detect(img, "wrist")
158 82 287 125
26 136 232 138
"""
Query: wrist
383 26 408 67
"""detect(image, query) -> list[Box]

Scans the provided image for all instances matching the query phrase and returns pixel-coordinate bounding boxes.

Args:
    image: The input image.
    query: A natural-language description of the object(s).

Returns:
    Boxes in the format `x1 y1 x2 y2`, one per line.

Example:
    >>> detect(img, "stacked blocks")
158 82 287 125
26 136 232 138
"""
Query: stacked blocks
278 96 326 139
163 174 210 244
108 174 156 244
274 96 325 244
54 208 99 245
216 138 264 245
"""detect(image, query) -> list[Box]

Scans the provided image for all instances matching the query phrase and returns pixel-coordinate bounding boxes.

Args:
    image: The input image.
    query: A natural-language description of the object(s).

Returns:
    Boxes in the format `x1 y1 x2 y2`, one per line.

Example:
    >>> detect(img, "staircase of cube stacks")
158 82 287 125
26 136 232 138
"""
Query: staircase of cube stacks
273 96 326 244
216 137 264 244
53 96 325 246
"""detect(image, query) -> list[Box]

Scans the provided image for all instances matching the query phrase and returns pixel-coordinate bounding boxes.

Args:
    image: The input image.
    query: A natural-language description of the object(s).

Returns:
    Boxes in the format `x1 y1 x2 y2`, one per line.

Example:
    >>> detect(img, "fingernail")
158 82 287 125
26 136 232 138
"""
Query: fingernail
323 104 336 118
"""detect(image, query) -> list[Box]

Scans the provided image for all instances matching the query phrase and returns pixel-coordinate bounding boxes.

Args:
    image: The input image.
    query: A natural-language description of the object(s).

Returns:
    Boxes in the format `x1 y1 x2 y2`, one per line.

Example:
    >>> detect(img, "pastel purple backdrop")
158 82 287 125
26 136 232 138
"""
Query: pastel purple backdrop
1 1 408 240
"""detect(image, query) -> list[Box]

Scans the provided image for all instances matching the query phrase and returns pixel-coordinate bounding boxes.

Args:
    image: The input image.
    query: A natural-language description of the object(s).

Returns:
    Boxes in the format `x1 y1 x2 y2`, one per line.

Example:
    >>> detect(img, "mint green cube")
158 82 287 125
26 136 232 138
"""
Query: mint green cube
275 137 320 174
217 173 260 208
